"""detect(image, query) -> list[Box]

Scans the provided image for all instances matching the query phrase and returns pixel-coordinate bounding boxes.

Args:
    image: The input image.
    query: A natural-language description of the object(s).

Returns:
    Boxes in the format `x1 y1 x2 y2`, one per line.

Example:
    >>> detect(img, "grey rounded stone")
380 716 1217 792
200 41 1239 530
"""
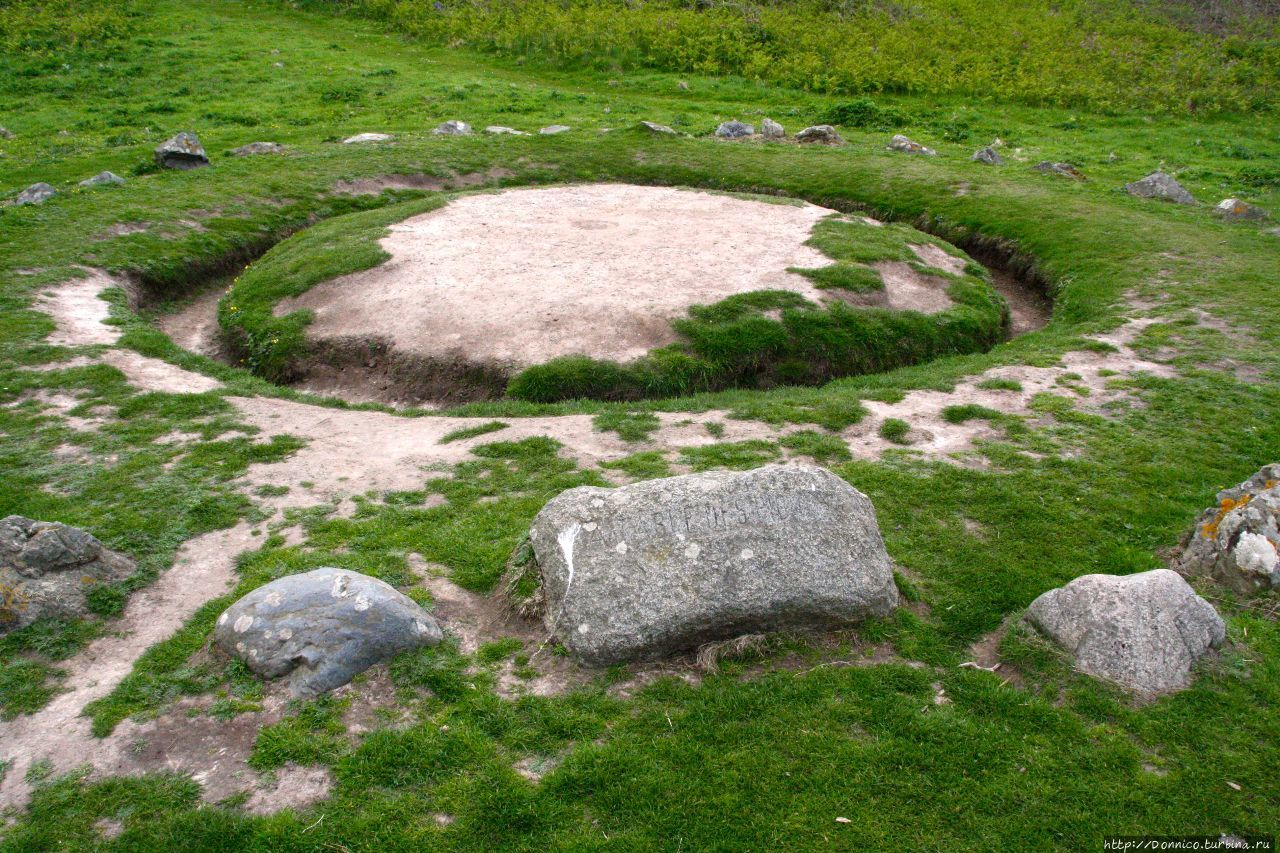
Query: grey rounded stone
231 142 286 156
485 126 528 136
14 182 56 206
214 567 442 696
524 464 898 665
715 120 754 139
342 132 393 144
1033 161 1086 181
539 124 572 135
1214 198 1270 221
79 171 125 188
887 134 936 156
760 118 785 139
433 120 472 136
0 516 134 632
795 125 844 145
1175 463 1280 593
1125 171 1196 205
637 121 677 135
971 146 1003 165
154 132 210 170
0 127 13 140
1025 569 1225 695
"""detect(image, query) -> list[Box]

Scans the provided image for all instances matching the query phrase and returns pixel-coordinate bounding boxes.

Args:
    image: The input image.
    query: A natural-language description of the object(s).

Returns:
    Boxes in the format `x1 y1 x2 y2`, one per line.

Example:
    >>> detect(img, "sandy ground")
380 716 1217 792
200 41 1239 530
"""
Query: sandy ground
0 267 1170 813
277 185 845 367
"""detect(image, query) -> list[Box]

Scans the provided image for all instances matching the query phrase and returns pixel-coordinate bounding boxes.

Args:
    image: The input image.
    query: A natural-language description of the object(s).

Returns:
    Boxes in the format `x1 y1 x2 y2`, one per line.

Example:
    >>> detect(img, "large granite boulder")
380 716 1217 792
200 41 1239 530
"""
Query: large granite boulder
1125 171 1196 204
154 132 210 169
524 464 898 665
14 183 56 206
795 125 843 145
1175 464 1280 594
214 567 443 696
1025 569 1224 695
715 120 754 139
0 516 134 631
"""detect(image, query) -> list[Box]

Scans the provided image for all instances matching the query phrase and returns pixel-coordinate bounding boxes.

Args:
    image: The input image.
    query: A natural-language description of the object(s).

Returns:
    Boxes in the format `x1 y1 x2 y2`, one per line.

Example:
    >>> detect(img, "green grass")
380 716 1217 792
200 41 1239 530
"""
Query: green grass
439 420 508 444
878 417 912 444
1 0 1279 846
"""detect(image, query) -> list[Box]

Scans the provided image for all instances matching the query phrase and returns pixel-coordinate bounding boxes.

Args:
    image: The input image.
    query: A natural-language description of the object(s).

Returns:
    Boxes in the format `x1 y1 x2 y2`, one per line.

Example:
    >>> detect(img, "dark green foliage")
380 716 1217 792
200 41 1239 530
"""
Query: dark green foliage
821 97 912 130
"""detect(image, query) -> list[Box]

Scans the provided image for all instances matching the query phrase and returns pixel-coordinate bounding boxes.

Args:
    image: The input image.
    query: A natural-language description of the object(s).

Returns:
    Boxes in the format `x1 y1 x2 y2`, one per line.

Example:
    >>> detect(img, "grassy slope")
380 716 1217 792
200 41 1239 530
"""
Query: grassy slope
0 0 1278 848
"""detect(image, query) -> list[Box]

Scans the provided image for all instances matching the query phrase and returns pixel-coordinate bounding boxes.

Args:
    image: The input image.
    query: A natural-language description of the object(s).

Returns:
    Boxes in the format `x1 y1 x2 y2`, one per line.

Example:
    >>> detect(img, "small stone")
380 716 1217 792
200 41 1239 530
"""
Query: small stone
715 120 754 139
154 131 210 170
231 141 286 156
1026 569 1225 695
78 171 125 188
539 125 572 135
887 134 936 156
1124 171 1196 205
214 567 442 696
0 127 12 139
14 182 56 206
1176 463 1280 593
795 125 844 145
433 120 472 136
484 126 528 135
1214 198 1270 221
1033 161 1086 181
971 146 1003 165
678 81 689 91
1 516 135 632
638 121 677 135
760 118 785 139
342 132 392 144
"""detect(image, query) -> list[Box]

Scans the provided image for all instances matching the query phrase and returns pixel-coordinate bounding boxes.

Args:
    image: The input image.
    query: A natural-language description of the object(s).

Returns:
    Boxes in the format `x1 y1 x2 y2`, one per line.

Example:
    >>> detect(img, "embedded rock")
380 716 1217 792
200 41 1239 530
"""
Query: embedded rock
154 132 210 169
795 125 843 145
0 516 135 632
539 125 571 135
342 132 392 144
1033 161 1086 181
1175 463 1280 594
1214 198 1269 221
78 171 125 188
485 126 528 135
524 464 898 665
971 146 1003 165
231 142 286 156
433 120 472 136
214 567 443 696
760 118 785 139
1025 569 1224 695
15 183 56 206
1125 171 1196 205
0 127 12 139
887 134 936 156
715 120 754 139
638 121 677 135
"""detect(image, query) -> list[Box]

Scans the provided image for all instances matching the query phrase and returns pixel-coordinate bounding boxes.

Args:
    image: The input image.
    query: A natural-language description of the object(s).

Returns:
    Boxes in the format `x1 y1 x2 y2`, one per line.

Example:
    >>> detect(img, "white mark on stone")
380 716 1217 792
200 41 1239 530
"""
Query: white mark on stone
591 498 604 508
583 522 597 532
578 623 590 634
685 543 701 560
740 548 755 560
218 612 228 626
263 591 283 608
615 541 629 555
331 573 350 598
233 615 254 633
278 627 292 641
235 642 246 654
353 594 371 612
1235 532 1279 577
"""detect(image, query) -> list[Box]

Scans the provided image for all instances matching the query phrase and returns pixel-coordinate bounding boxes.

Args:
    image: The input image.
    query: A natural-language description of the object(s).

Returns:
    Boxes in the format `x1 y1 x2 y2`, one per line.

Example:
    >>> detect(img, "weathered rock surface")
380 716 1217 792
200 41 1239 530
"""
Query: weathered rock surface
0 127 12 139
485 126 528 135
1033 161 1086 181
638 121 677 135
1214 198 1270 221
433 120 472 136
231 142 285 156
1175 463 1280 593
795 125 843 145
971 146 1003 165
1125 171 1196 204
524 464 898 665
715 120 754 139
15 183 56 205
342 132 392 144
0 516 134 631
539 125 572 135
154 132 210 169
214 567 442 696
1025 569 1224 695
888 134 936 156
78 171 125 188
760 118 785 139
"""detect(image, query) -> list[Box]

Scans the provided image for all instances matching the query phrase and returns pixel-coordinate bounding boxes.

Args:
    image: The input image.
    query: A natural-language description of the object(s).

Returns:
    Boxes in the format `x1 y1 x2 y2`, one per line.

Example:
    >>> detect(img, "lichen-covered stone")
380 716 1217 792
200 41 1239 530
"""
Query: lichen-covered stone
485 126 528 135
715 120 754 139
1033 161 1086 181
0 516 134 631
14 183 56 205
214 567 443 696
971 146 1003 165
638 121 677 135
887 134 936 156
154 132 210 169
433 120 472 136
795 125 843 145
1175 463 1280 593
78 171 125 188
1124 171 1196 204
524 464 898 665
539 125 572 135
760 118 785 139
231 142 286 156
1025 569 1224 695
342 132 392 144
1214 198 1270 221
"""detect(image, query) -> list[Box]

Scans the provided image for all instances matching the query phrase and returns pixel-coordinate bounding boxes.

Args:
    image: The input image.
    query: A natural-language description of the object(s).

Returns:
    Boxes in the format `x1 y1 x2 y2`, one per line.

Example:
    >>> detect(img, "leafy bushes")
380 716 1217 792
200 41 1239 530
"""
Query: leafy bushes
306 0 1279 113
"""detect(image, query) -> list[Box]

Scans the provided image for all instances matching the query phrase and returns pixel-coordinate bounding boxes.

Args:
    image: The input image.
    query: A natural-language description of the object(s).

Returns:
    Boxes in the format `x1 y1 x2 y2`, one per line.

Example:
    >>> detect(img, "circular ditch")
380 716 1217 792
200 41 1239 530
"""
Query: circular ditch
155 183 1050 407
